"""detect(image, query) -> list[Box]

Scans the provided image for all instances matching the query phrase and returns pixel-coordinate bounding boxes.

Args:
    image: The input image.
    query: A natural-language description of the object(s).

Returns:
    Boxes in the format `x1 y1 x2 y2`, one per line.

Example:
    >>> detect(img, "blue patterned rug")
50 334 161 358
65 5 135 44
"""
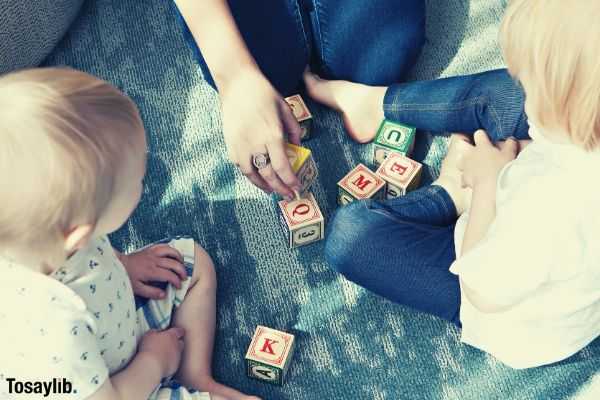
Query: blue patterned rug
44 1 599 399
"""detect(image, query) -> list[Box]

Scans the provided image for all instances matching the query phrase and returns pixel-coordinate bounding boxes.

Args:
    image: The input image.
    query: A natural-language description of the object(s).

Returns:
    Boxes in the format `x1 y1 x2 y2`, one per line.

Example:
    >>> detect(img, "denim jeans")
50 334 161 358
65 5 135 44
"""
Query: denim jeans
384 68 530 141
173 0 426 95
325 186 461 326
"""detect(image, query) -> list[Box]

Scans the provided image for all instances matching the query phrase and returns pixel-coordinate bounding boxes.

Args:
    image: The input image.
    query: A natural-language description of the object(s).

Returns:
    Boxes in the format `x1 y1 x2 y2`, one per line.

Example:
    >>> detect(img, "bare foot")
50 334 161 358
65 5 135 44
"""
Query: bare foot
196 376 261 400
303 70 386 143
432 133 474 215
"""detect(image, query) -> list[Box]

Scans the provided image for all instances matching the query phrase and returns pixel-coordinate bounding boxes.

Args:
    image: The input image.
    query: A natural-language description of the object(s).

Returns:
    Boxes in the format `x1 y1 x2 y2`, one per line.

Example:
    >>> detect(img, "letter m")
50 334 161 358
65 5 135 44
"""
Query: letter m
352 174 371 191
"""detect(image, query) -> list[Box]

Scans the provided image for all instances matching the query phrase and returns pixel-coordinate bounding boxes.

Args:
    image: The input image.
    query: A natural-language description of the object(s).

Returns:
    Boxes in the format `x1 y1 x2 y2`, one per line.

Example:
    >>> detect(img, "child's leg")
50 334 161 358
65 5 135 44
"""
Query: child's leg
324 140 472 324
325 186 461 324
304 68 528 144
172 244 259 400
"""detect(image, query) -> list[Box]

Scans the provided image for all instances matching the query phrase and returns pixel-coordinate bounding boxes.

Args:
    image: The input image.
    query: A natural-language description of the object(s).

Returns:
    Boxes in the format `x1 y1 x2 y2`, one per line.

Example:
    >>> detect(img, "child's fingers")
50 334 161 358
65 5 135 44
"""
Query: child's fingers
501 137 519 157
168 327 186 341
158 257 188 281
473 130 492 147
135 282 165 300
153 267 183 289
151 244 184 263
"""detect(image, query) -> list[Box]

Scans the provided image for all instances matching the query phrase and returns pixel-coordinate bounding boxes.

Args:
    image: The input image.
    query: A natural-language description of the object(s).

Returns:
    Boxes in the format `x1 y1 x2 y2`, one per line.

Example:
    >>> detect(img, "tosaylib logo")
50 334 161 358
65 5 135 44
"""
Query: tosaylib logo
5 378 73 397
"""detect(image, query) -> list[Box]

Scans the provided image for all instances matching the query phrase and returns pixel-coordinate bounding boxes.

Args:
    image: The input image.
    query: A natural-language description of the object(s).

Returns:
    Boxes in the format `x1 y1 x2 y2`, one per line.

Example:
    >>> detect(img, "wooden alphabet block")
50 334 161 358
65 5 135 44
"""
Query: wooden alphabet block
286 143 317 195
372 120 416 168
285 94 313 140
337 164 386 205
278 192 324 248
376 153 422 198
246 326 296 386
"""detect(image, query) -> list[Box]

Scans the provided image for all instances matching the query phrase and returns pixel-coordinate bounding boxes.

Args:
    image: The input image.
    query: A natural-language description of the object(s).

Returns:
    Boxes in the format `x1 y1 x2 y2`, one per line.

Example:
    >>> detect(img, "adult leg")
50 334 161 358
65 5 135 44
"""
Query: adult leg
304 68 529 143
172 0 310 95
309 0 426 85
325 186 461 325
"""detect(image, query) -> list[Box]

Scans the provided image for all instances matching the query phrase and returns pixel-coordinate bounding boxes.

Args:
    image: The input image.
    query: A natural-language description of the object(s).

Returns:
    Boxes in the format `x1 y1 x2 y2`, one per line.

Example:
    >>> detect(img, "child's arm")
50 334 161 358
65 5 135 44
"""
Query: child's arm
86 327 185 400
458 132 518 312
115 245 187 299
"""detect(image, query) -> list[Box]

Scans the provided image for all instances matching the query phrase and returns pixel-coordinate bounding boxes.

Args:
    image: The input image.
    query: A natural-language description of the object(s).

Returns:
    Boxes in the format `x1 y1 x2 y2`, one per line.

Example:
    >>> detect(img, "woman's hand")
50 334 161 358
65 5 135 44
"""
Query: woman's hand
118 244 188 299
220 68 302 199
461 130 518 189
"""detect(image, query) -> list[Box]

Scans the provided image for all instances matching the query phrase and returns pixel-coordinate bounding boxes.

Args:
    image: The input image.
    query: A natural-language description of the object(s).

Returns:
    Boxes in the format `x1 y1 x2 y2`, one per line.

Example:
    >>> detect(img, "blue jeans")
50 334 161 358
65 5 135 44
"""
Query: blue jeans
326 69 530 325
173 0 426 95
384 68 530 141
326 186 461 325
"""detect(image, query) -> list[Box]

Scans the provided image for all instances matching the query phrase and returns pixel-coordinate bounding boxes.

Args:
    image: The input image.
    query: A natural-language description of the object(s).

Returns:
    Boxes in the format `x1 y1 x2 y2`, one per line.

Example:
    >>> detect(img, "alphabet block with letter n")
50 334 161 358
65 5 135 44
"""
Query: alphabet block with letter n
278 192 324 248
286 143 318 195
376 153 422 198
285 94 313 140
372 119 416 168
245 325 296 386
337 164 385 205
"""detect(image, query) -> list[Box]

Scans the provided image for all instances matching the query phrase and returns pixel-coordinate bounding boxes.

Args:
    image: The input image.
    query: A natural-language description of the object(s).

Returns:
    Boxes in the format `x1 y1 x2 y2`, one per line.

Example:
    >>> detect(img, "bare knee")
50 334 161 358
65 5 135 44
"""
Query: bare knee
190 242 217 291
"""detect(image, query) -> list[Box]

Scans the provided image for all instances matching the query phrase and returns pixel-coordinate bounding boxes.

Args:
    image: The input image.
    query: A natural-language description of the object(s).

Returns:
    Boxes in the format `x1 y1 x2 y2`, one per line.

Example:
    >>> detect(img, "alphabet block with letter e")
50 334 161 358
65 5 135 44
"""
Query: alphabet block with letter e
278 192 324 248
372 119 416 167
246 325 296 386
285 94 313 140
286 143 318 195
376 153 422 198
337 164 385 205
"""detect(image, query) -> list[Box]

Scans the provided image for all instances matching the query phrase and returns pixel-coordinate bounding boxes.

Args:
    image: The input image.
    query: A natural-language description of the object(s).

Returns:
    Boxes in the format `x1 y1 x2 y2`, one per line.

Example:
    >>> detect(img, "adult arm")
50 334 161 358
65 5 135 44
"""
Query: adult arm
174 0 302 199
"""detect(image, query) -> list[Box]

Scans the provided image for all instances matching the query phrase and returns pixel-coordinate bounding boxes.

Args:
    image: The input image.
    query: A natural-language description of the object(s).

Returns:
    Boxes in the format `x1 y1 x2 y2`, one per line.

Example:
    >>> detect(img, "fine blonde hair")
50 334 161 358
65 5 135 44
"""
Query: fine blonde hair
0 68 144 266
500 0 600 150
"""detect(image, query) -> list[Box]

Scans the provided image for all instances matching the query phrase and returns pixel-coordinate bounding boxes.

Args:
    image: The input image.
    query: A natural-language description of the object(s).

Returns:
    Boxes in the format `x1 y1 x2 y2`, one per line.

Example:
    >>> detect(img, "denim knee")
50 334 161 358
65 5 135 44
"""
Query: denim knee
324 201 373 277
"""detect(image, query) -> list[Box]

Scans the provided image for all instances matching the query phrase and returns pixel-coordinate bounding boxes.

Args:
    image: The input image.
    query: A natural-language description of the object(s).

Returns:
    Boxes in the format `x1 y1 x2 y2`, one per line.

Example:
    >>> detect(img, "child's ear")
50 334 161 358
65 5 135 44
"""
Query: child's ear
64 224 95 253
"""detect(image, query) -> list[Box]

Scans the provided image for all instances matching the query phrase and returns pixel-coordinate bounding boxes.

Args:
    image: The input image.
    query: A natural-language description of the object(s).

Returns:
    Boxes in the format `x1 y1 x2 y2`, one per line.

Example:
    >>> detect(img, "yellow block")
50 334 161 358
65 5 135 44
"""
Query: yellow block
286 143 311 172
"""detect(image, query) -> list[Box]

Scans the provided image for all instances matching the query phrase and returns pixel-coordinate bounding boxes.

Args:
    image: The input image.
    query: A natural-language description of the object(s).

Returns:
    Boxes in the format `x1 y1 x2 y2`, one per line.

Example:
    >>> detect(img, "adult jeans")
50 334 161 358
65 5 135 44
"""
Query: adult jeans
325 186 461 326
384 68 530 141
173 0 426 95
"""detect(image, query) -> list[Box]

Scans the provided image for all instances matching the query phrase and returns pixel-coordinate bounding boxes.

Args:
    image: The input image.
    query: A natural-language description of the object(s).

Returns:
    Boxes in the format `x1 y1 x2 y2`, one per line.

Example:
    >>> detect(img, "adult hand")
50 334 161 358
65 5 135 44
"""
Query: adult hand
461 130 518 188
138 327 185 378
118 244 188 299
220 68 302 199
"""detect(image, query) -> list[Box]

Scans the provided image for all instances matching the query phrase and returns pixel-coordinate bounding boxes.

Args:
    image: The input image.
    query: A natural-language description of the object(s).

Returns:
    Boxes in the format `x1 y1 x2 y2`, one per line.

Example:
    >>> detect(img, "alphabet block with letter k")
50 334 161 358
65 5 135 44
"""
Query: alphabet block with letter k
245 325 296 386
337 164 385 206
372 119 416 168
376 153 422 199
285 94 314 141
278 192 325 248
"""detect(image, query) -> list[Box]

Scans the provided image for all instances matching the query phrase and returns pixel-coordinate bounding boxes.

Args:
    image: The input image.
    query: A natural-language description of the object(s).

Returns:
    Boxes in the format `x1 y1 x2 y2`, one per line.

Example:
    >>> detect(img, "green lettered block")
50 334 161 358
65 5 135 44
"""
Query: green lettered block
373 120 416 167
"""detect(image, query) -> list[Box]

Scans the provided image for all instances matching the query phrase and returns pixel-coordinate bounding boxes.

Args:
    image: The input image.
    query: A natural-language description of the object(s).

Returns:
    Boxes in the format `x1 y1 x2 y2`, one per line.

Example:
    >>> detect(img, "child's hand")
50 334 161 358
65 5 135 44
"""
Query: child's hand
119 244 188 299
138 327 185 378
461 130 518 188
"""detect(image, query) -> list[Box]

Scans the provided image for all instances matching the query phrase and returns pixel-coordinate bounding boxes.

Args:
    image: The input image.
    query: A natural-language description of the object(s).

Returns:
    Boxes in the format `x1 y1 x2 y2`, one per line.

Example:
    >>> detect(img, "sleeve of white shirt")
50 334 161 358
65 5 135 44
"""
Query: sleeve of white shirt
8 305 109 400
450 187 565 308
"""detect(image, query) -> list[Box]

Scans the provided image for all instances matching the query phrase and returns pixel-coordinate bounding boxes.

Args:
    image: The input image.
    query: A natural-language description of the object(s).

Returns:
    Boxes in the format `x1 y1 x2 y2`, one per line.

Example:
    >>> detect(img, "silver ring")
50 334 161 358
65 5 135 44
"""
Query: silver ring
252 152 270 169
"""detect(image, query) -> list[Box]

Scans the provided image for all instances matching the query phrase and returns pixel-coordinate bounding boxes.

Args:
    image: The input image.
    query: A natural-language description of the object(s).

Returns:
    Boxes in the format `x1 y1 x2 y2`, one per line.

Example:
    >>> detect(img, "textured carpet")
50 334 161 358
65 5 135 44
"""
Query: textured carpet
43 1 599 399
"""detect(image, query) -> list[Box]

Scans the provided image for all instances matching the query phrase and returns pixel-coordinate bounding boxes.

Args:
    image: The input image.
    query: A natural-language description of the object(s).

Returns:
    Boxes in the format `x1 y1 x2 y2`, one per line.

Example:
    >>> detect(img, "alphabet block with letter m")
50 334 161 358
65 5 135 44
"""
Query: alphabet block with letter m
372 119 416 168
286 143 318 195
337 163 385 206
285 94 313 140
376 153 422 198
245 325 296 386
278 192 325 248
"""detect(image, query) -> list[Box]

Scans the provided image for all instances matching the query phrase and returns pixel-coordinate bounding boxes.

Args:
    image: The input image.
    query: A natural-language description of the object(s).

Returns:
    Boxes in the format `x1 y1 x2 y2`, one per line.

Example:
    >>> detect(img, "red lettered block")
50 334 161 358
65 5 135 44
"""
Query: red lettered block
245 326 296 386
278 192 324 248
376 153 422 198
285 94 313 140
336 164 385 205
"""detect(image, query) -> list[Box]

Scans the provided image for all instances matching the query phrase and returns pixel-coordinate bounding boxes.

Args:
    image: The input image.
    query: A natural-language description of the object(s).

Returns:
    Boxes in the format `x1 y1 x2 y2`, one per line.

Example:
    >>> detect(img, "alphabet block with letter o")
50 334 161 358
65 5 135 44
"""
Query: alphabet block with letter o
376 153 422 198
278 192 324 248
246 325 296 386
286 143 318 195
337 164 385 205
372 119 416 168
285 94 313 140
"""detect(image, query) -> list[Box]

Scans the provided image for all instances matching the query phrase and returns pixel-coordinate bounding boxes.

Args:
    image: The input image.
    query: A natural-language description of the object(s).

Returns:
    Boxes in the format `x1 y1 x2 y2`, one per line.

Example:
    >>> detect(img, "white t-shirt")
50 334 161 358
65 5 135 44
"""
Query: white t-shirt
450 125 600 369
0 236 139 399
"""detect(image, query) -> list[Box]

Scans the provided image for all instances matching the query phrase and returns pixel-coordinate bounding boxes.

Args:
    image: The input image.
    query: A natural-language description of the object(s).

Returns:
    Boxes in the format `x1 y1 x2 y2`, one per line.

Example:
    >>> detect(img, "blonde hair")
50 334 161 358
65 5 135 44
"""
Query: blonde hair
0 68 144 266
500 0 600 150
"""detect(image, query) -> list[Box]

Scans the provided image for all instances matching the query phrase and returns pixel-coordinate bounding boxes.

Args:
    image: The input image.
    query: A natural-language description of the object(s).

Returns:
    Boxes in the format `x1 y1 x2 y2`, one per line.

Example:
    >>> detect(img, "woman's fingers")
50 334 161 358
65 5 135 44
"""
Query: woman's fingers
266 139 301 192
279 99 303 146
237 152 273 193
